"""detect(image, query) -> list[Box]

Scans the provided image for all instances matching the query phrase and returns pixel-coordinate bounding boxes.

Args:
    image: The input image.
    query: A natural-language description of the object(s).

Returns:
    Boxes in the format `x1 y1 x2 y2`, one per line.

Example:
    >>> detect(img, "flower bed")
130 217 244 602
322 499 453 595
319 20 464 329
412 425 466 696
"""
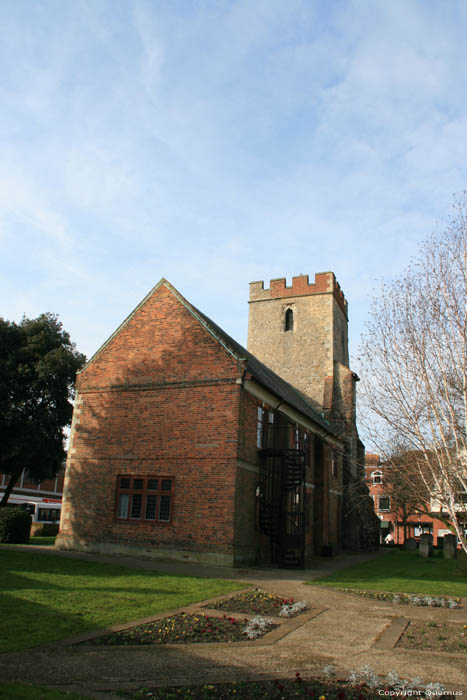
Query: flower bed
122 677 381 699
206 588 308 617
335 588 462 608
397 621 467 653
91 612 278 645
119 668 452 699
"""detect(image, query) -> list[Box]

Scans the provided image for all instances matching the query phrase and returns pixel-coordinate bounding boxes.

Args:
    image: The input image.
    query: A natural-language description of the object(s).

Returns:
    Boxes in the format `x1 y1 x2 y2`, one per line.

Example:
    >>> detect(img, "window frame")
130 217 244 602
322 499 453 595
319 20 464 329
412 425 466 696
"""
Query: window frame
115 475 174 524
284 308 294 332
378 495 390 512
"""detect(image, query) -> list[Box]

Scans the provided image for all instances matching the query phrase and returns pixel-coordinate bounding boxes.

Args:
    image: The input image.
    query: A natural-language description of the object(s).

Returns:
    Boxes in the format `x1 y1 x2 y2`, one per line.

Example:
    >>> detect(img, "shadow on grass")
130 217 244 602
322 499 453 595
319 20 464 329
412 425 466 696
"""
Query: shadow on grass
0 549 232 588
0 550 244 652
0 592 101 652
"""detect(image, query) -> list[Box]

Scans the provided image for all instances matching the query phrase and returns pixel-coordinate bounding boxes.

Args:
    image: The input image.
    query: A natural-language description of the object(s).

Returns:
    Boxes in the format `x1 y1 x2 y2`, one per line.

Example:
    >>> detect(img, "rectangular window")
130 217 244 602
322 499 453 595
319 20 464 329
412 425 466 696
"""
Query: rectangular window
331 449 338 478
256 406 264 448
130 493 142 519
159 495 171 521
378 496 390 511
117 493 129 519
37 508 61 522
116 475 174 523
146 494 157 519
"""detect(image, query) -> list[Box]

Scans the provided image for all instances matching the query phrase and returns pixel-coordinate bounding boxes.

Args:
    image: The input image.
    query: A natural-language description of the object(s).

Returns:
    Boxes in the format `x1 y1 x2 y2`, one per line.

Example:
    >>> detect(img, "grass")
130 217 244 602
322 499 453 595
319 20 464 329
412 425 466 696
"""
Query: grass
0 550 245 652
0 683 87 700
308 549 467 597
0 536 56 546
29 536 56 546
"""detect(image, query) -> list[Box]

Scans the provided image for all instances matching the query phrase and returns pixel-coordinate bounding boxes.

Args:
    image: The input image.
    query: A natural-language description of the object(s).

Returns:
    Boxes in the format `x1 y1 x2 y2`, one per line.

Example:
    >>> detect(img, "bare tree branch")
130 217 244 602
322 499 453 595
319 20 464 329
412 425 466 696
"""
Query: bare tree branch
358 196 467 554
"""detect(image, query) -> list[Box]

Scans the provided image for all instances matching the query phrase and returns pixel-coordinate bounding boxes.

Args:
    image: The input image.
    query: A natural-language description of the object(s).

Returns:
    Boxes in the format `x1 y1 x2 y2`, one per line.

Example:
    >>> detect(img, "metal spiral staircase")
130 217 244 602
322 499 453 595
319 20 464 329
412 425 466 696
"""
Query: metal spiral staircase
258 425 307 568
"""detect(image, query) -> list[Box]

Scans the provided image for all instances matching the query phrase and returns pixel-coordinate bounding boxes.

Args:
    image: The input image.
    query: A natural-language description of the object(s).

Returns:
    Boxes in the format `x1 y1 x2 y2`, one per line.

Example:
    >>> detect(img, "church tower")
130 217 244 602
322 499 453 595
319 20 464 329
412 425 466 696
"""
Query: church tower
248 272 379 552
247 272 349 410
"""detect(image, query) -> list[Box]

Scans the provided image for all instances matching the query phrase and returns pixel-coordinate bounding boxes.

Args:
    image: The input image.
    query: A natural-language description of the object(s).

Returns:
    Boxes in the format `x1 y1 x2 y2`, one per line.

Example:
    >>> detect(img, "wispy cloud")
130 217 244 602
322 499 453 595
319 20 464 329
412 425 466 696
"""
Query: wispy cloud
1 0 467 361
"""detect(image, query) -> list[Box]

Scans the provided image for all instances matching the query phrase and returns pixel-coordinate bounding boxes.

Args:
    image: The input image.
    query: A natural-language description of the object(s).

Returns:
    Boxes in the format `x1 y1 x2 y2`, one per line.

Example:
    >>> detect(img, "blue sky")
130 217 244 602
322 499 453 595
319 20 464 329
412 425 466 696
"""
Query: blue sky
2 0 467 370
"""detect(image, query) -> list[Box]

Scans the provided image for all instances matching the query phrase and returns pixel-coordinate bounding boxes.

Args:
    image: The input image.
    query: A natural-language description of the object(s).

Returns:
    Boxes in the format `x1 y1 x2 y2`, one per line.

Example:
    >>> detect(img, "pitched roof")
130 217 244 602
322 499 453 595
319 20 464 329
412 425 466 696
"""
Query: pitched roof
81 278 337 437
165 281 336 436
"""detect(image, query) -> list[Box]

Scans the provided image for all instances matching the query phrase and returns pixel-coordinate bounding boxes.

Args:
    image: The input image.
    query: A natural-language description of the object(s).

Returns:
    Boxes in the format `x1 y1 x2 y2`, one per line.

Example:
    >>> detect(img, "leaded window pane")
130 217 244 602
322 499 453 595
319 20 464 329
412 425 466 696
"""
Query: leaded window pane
159 495 171 521
145 495 157 520
117 494 129 518
161 479 172 491
379 496 390 511
148 478 158 490
133 478 143 490
131 494 142 518
120 477 130 489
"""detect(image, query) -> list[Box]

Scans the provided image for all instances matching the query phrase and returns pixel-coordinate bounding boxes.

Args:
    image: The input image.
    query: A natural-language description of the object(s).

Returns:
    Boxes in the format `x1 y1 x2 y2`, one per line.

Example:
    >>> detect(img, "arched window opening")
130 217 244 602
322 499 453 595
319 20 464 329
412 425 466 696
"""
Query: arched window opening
285 308 294 332
371 470 382 484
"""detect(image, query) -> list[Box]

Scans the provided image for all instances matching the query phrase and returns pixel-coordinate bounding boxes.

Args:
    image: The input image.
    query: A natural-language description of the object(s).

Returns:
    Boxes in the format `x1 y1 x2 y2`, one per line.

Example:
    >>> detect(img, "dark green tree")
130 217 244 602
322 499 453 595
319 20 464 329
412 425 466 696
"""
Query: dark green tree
0 313 86 506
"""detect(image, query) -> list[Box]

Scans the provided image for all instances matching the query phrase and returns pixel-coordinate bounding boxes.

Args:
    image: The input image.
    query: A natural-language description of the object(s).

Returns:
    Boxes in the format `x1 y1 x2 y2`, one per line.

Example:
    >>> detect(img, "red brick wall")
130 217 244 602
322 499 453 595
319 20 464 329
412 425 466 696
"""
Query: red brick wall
77 284 240 390
234 391 271 564
58 283 245 559
365 459 450 546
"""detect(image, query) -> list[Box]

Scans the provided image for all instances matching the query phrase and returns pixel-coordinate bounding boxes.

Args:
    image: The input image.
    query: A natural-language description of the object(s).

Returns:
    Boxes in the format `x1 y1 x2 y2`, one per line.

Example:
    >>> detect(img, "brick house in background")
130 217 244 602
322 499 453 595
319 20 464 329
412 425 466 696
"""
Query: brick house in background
365 453 453 545
0 468 65 531
56 274 378 567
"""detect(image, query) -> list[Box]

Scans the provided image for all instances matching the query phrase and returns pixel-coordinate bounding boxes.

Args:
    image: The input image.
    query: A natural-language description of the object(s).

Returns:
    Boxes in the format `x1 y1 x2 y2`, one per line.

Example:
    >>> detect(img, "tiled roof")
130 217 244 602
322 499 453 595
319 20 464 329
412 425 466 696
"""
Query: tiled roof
175 283 337 436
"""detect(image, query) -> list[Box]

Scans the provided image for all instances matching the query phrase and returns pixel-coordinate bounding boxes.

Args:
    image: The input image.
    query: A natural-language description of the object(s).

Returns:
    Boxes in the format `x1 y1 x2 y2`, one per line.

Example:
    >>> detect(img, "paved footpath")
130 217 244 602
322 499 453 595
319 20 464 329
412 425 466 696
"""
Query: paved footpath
1 546 466 699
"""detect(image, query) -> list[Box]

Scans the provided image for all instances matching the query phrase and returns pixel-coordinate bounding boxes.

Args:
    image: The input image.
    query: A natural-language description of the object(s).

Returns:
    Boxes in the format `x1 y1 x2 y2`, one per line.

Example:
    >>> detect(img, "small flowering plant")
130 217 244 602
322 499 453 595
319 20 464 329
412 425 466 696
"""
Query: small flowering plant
278 600 308 617
242 615 277 639
337 588 461 608
125 665 453 698
91 612 274 645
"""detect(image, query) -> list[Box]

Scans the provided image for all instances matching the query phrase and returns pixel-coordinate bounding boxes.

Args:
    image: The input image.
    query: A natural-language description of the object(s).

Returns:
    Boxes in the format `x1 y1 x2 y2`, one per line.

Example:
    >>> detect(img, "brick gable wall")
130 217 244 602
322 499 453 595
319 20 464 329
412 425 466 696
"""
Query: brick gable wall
57 283 246 565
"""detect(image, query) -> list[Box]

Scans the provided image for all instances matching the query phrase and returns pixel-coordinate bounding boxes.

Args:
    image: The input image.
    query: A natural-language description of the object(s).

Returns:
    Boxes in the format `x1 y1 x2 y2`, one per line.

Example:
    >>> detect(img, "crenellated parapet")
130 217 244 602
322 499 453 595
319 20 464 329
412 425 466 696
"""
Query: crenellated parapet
249 272 347 317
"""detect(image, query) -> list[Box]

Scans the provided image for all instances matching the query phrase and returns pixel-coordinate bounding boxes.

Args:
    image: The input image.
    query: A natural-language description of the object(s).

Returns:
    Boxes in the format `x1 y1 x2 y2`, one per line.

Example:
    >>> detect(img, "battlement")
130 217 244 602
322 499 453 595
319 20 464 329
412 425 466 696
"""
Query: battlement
249 272 348 316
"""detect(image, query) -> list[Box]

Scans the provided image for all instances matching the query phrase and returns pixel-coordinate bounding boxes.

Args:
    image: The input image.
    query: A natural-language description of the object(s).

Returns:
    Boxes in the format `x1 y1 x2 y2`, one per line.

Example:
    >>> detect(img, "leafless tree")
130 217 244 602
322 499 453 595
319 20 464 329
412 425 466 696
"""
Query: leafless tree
359 197 467 554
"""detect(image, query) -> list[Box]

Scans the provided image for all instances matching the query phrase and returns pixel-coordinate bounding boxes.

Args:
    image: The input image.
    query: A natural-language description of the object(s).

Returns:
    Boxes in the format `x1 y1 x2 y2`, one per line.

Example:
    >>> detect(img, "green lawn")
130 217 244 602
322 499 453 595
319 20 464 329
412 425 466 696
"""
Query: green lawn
0 550 245 652
29 537 56 546
0 683 87 700
308 549 467 597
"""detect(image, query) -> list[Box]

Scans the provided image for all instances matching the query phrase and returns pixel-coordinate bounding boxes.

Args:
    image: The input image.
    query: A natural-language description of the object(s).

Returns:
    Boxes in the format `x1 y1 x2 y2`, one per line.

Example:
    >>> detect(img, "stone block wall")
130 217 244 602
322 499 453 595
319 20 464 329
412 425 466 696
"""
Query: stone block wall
247 273 349 406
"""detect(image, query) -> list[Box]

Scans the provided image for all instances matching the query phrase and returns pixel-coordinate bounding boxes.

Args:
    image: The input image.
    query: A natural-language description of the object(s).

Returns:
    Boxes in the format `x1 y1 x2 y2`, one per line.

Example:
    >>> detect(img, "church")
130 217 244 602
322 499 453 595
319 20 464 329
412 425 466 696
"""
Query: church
56 272 378 567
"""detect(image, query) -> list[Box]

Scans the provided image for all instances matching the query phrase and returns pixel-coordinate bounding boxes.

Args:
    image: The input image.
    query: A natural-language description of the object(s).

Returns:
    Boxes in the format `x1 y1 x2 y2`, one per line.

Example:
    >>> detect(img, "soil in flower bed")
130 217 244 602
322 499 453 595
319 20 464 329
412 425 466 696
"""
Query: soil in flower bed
206 588 305 616
397 621 467 653
90 612 277 645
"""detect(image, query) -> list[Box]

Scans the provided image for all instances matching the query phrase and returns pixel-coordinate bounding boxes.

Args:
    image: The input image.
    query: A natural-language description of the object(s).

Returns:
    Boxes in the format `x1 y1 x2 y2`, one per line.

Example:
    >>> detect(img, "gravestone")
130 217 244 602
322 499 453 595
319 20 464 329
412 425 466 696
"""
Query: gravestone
404 537 417 550
419 533 433 557
443 534 457 559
